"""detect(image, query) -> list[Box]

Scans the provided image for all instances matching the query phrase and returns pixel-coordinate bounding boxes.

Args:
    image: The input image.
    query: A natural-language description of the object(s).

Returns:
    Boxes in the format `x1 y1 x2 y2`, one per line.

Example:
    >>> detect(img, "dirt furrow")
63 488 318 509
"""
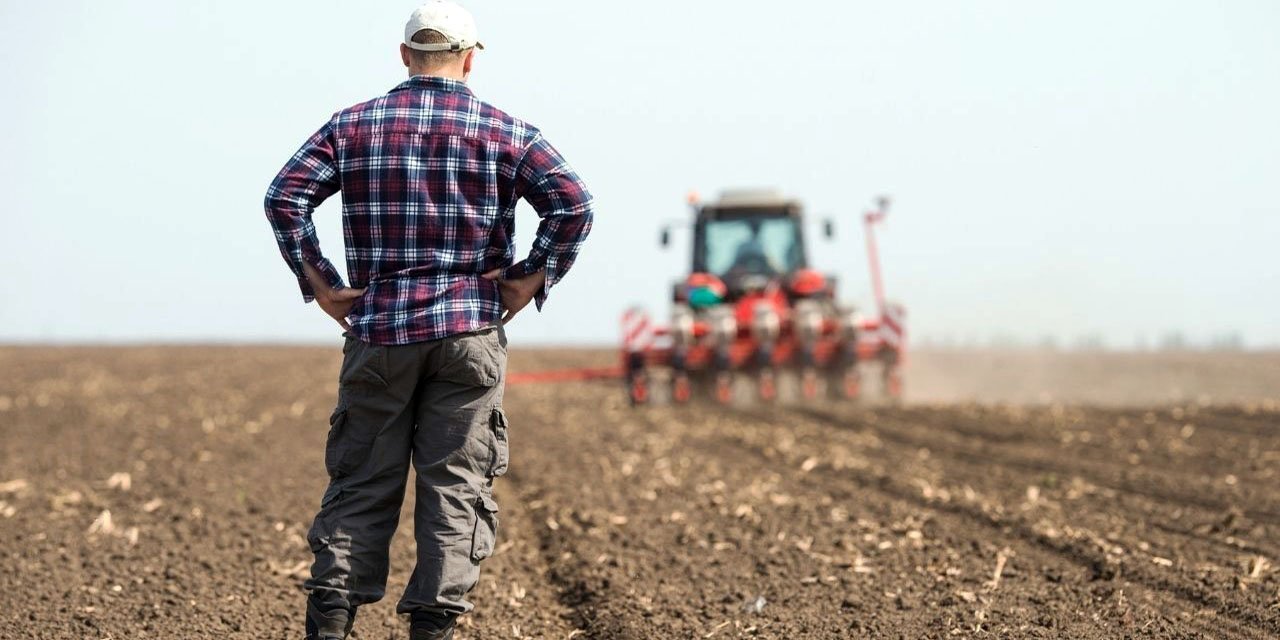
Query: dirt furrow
795 406 1280 558
714 428 1270 640
873 405 1276 481
508 386 1204 637
738 405 1280 636
795 406 1280 526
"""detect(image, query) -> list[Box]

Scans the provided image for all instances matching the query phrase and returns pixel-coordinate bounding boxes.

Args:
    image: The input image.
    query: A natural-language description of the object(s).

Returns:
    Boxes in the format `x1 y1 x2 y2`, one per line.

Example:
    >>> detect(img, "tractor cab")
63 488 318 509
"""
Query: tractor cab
696 196 806 296
664 189 822 302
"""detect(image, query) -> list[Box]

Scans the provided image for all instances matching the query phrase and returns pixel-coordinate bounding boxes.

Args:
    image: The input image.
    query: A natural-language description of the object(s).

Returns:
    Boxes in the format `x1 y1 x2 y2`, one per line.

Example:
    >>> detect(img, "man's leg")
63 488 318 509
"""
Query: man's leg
305 337 423 639
397 325 508 632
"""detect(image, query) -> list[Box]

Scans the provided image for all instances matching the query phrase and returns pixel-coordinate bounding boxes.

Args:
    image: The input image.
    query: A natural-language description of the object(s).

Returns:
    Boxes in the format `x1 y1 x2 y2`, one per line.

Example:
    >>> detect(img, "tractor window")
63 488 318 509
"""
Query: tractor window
704 218 801 277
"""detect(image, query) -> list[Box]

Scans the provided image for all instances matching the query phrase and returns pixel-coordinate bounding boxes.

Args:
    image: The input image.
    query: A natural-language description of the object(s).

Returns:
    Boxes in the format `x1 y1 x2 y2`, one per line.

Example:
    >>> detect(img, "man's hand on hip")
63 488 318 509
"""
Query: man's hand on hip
303 262 365 331
482 268 545 325
315 286 366 331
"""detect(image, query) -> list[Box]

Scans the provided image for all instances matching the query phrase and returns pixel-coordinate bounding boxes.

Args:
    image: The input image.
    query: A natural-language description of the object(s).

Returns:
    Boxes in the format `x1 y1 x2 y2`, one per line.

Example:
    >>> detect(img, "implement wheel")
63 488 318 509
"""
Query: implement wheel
628 375 649 406
758 369 777 403
672 373 691 404
714 372 733 405
801 369 819 401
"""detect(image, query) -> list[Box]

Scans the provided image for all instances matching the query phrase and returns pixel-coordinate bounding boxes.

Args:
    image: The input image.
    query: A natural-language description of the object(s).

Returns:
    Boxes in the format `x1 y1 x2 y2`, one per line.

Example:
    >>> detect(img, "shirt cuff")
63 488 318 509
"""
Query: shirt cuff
297 276 317 303
502 259 538 281
296 257 346 303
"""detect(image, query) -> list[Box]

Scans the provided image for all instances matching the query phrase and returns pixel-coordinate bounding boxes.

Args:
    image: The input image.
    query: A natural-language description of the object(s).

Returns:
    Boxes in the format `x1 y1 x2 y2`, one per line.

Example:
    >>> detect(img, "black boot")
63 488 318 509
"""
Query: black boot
409 611 456 640
305 599 354 640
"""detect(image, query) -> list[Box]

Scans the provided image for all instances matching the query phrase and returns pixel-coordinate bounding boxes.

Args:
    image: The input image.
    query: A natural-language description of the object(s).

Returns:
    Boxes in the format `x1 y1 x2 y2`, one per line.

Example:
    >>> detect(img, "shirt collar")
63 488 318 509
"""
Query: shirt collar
391 75 473 96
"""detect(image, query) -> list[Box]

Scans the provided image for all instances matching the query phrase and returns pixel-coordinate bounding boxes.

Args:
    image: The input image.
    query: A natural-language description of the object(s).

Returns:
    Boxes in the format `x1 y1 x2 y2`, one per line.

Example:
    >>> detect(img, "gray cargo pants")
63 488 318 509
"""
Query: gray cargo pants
304 324 508 628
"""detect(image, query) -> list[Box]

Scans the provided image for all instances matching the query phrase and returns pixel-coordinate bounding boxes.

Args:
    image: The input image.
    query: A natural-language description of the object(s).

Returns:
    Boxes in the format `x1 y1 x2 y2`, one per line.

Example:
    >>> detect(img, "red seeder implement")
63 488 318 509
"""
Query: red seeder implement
508 190 906 406
619 191 906 405
627 186 906 401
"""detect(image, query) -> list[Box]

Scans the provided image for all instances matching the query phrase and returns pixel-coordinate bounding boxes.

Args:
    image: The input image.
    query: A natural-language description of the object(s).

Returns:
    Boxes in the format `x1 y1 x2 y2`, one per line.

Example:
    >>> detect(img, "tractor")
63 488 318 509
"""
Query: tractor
620 189 905 405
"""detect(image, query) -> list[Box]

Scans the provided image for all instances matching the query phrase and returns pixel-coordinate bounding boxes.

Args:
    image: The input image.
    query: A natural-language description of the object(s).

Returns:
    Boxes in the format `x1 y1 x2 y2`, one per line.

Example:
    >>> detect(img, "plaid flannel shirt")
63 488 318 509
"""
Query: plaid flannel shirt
265 76 593 345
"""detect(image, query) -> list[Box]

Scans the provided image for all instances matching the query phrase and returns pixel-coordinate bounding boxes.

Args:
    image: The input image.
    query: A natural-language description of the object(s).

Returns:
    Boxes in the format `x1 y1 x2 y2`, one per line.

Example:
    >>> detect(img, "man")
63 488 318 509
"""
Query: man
263 3 593 638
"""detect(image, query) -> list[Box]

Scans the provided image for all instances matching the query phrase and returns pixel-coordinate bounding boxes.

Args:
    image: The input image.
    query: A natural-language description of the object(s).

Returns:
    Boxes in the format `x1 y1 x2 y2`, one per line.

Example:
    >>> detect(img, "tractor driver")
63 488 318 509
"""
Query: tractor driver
727 237 783 276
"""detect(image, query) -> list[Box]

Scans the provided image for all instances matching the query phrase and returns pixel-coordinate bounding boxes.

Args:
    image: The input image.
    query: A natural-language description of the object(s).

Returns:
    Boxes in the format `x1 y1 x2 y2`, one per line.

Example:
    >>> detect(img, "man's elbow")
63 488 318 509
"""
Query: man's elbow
263 183 295 224
576 204 595 237
560 196 593 228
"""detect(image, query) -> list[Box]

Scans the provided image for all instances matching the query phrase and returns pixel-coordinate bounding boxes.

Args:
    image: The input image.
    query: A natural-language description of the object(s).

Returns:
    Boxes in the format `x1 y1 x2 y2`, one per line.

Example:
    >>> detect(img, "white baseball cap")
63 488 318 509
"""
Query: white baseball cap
404 1 484 52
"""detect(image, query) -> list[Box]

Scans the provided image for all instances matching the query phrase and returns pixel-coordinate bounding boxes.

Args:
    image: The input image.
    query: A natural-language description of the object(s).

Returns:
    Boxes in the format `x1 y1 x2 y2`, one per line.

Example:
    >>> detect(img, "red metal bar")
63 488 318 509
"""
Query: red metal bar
863 198 889 317
507 366 623 385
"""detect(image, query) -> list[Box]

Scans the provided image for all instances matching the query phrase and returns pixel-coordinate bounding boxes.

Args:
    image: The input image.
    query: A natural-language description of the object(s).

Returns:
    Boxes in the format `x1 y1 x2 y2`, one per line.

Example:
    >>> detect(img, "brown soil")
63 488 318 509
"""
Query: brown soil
0 346 1277 638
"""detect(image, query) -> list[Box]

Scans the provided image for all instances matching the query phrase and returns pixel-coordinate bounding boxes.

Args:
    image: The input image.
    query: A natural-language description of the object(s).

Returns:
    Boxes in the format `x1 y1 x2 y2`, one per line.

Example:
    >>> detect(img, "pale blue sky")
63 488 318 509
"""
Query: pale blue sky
1 1 1277 347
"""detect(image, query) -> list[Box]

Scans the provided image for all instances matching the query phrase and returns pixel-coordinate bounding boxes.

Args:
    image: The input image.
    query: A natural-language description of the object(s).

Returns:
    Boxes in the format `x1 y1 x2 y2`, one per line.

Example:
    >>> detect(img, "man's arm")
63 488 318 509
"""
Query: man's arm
497 132 594 318
263 118 347 302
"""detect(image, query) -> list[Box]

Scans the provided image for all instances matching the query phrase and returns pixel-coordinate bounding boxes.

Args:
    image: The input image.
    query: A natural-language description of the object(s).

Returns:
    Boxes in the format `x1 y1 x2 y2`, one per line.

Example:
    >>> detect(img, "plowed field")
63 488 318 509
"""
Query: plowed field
1 347 1277 639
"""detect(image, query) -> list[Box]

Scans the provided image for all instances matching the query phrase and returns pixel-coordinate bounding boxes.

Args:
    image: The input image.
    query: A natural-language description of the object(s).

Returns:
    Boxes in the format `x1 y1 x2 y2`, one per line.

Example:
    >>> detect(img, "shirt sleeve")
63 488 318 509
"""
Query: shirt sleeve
263 118 345 302
502 133 594 310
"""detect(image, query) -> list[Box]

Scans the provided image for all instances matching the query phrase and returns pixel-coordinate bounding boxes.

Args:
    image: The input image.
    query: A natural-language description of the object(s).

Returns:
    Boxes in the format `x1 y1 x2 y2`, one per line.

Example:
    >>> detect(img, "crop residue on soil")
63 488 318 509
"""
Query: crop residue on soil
0 347 1277 638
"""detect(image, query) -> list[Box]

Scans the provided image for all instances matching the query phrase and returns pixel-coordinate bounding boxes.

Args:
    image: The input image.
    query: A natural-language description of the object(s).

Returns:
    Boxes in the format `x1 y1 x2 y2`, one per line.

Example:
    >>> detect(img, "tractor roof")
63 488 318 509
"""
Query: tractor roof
702 189 802 219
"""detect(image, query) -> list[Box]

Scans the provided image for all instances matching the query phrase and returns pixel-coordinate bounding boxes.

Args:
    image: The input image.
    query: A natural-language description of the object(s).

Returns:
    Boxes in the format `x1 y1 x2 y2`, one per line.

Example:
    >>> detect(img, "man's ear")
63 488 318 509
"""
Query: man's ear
399 43 412 68
462 49 475 76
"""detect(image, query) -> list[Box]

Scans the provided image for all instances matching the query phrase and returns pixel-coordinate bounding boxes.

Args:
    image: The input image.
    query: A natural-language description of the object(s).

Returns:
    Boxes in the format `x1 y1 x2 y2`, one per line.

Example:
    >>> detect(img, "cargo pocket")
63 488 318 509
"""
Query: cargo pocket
324 405 374 479
438 327 505 387
487 407 510 478
339 338 389 392
470 494 499 562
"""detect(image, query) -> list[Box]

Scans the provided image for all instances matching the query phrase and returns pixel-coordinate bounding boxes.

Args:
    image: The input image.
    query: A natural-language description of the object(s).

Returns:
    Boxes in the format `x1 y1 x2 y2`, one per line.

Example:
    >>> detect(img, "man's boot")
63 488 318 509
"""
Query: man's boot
305 599 354 640
409 611 456 640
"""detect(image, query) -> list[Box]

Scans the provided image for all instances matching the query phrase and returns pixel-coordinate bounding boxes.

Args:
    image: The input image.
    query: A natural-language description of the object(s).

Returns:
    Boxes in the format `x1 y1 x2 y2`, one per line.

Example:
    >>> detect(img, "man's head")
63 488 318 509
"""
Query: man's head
400 1 484 80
